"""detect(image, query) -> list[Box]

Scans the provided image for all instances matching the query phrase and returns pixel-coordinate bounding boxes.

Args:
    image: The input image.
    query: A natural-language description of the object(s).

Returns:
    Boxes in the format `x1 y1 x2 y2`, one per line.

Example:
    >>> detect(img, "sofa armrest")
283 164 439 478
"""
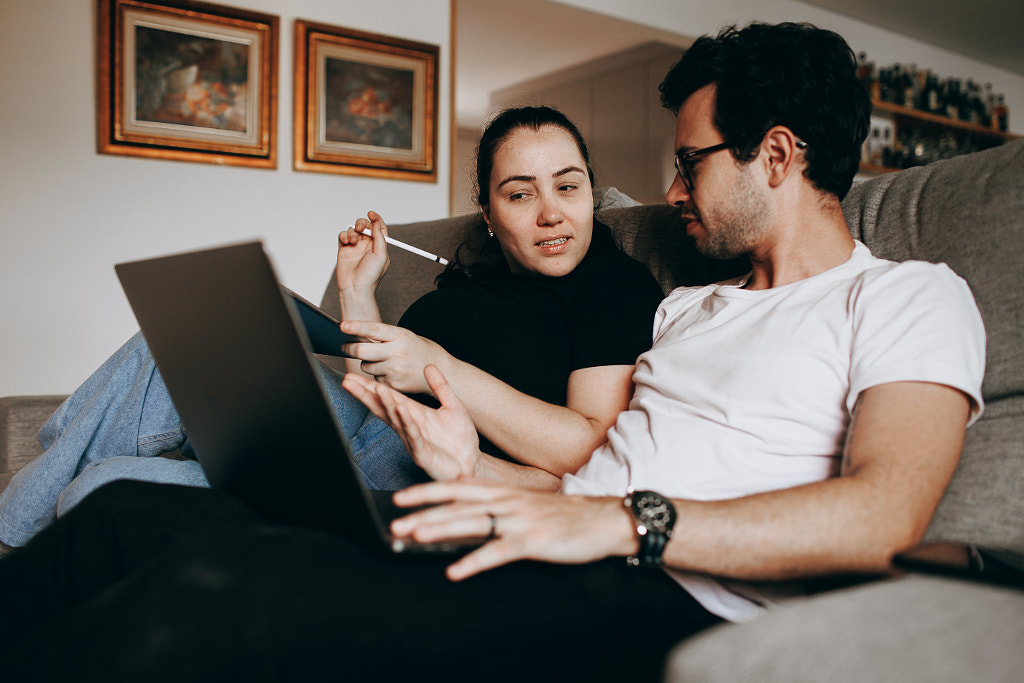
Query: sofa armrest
0 395 67 493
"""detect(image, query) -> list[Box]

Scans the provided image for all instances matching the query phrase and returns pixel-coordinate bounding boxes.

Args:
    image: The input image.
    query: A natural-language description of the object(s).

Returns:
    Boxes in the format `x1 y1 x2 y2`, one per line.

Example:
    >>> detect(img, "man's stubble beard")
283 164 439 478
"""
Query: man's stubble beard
691 166 771 261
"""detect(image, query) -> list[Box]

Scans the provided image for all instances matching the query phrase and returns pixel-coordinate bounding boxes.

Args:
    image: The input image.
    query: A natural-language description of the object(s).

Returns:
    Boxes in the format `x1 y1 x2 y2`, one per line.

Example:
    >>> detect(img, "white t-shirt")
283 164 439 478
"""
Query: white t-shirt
561 241 986 621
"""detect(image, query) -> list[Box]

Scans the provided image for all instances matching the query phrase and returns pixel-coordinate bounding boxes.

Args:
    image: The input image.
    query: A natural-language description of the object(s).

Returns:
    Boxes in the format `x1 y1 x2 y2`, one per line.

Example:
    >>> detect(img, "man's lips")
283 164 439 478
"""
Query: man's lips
679 208 702 236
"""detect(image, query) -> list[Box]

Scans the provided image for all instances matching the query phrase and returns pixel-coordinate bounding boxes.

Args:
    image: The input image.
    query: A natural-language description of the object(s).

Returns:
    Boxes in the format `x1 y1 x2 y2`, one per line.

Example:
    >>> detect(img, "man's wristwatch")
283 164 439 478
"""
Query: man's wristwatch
623 490 677 568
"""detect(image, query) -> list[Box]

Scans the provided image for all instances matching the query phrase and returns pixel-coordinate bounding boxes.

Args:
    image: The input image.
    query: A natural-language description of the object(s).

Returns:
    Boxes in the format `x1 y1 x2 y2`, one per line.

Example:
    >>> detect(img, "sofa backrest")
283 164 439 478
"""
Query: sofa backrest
321 139 1024 552
843 139 1024 552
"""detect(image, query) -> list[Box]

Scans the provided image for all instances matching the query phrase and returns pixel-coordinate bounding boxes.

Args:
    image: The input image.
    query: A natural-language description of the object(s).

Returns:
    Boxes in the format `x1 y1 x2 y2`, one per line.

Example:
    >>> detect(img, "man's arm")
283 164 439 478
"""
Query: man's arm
655 381 971 579
390 380 972 582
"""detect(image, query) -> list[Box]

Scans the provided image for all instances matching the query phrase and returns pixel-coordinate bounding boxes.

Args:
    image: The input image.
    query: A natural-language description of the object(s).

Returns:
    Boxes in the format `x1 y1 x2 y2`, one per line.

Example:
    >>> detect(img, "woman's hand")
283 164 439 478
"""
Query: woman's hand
336 210 390 305
342 365 483 481
340 321 453 395
389 479 635 581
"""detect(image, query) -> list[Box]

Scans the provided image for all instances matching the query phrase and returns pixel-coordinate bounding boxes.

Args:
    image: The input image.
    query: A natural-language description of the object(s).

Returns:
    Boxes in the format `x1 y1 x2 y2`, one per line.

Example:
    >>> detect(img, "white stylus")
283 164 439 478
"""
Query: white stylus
350 226 450 266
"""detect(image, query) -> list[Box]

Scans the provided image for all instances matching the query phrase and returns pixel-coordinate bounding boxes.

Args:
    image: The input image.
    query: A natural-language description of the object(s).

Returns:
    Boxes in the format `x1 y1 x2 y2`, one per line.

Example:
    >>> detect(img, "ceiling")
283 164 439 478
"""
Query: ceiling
795 0 1024 76
455 0 1023 128
454 0 689 127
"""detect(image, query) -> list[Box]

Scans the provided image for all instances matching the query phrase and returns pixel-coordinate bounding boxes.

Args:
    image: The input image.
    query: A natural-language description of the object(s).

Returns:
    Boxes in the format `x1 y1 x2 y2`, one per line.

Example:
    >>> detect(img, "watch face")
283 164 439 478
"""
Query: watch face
635 493 673 531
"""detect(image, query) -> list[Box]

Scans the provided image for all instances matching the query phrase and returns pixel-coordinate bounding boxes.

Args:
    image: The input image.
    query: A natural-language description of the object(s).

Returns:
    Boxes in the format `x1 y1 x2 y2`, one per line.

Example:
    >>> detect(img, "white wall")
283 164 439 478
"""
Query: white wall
555 0 1024 136
0 0 451 396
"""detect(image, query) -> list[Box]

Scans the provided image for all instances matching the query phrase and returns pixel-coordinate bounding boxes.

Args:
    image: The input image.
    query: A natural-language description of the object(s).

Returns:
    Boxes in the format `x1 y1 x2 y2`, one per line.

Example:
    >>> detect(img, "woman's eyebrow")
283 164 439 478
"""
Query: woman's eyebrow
553 166 586 178
496 174 534 190
495 166 585 190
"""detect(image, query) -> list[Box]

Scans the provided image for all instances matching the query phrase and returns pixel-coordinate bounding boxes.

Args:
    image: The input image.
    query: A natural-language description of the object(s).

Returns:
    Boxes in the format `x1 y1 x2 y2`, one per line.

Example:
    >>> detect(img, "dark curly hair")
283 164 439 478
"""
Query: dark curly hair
438 106 596 285
659 22 870 199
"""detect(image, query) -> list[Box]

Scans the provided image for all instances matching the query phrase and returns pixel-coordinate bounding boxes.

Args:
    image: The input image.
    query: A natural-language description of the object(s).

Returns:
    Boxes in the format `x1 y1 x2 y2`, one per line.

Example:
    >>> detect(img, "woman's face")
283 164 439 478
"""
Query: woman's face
483 125 594 277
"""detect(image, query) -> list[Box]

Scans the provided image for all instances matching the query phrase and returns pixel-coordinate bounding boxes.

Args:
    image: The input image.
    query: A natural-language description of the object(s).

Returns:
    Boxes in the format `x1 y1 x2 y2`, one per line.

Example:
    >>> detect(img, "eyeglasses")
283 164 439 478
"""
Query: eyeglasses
673 140 808 193
673 142 731 193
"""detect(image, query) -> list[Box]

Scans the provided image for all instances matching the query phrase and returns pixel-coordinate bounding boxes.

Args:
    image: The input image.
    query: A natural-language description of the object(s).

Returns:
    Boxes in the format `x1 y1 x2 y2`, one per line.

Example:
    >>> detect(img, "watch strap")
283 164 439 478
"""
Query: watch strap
627 528 669 568
624 490 676 568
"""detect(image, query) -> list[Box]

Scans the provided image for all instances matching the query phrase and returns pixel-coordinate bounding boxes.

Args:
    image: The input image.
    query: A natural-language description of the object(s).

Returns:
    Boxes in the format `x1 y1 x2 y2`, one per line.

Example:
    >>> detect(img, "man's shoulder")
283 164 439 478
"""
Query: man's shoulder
853 254 969 302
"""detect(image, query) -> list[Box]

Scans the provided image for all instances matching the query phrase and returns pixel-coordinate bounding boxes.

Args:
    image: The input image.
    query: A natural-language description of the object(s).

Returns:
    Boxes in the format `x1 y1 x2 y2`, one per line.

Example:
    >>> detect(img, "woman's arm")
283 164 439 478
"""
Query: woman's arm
438 360 633 476
340 321 634 477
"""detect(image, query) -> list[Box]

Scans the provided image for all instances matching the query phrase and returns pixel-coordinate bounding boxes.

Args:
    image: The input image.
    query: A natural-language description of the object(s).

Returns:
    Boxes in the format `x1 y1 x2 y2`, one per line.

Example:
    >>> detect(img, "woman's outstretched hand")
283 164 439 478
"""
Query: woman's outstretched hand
342 364 483 481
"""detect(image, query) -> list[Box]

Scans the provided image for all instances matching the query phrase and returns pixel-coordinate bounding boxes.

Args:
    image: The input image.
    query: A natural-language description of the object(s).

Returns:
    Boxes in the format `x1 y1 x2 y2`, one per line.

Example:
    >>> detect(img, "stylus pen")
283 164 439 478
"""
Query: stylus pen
350 226 450 266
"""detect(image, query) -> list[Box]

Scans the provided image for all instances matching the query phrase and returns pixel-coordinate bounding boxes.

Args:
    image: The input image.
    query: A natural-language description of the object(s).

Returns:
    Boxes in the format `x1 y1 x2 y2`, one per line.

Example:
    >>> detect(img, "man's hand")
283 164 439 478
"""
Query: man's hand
390 479 636 581
342 365 482 480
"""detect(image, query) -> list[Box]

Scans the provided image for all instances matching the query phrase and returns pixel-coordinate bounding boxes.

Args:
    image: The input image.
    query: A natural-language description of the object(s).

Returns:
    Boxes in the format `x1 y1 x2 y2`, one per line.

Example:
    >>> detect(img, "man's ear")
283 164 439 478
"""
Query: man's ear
763 126 805 189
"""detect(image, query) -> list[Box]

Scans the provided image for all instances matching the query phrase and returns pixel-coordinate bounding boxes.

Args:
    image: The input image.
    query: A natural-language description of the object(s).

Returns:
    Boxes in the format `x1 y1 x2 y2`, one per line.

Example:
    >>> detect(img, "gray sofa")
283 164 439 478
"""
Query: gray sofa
1 140 1022 680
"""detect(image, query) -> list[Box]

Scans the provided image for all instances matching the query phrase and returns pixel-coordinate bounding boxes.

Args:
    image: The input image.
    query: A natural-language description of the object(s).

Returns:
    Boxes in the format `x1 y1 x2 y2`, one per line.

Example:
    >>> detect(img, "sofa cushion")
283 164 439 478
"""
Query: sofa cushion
664 574 1024 682
843 139 1024 552
0 396 67 493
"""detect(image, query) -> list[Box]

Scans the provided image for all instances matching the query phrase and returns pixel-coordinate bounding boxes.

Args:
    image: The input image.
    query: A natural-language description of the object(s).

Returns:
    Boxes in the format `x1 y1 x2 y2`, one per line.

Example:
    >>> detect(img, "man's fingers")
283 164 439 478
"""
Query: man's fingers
375 383 405 430
392 479 507 509
423 365 461 408
391 500 495 538
341 374 388 421
446 541 522 581
395 403 425 449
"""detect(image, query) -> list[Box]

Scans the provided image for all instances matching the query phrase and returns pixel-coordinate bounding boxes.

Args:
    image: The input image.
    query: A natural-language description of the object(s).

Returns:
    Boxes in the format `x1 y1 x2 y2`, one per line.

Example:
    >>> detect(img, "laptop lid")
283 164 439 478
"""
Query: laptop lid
114 241 391 550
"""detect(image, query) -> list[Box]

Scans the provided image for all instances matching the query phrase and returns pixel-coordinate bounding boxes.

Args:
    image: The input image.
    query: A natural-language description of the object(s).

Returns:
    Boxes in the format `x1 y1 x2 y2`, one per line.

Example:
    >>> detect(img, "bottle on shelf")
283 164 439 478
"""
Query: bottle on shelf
855 53 1011 132
854 52 1015 172
994 95 1009 132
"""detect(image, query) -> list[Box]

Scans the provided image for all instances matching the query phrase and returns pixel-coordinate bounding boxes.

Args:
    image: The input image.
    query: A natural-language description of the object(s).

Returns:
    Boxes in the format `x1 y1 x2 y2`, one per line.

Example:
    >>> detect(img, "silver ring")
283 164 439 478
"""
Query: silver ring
486 513 498 539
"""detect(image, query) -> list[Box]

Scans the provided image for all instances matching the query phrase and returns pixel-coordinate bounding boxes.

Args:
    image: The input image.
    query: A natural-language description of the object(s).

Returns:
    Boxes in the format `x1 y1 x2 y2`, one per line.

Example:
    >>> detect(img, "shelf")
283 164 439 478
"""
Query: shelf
870 100 1019 141
860 99 1019 175
858 162 898 175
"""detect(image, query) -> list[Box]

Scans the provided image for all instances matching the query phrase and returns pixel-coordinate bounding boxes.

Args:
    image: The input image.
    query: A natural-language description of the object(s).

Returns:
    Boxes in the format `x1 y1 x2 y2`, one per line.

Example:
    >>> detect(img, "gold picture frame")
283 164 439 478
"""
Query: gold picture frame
97 0 279 168
293 19 439 181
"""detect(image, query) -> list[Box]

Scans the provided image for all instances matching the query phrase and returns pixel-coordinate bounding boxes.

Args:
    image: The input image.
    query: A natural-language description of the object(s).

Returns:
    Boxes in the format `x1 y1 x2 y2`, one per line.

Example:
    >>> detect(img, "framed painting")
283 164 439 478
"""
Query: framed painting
293 20 439 181
97 0 279 168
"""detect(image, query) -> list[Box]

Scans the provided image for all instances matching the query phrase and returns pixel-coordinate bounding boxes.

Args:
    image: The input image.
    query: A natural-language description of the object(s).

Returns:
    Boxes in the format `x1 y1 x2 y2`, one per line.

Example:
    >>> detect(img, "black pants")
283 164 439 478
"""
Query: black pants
0 481 720 682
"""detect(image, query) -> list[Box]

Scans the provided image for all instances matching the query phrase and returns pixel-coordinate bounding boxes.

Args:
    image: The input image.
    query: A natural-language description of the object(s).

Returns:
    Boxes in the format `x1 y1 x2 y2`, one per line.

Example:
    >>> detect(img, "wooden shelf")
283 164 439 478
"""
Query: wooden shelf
860 99 1019 175
858 161 898 175
870 99 1019 141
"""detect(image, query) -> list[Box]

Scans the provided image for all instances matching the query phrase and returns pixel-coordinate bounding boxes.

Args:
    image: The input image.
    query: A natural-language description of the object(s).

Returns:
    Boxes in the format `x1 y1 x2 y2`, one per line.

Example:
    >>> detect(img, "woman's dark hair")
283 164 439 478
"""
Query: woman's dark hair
659 22 870 200
438 106 595 285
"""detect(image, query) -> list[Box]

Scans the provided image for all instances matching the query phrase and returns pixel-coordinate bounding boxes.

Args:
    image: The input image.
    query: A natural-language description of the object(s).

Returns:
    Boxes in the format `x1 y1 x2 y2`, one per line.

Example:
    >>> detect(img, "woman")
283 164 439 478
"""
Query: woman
0 106 664 548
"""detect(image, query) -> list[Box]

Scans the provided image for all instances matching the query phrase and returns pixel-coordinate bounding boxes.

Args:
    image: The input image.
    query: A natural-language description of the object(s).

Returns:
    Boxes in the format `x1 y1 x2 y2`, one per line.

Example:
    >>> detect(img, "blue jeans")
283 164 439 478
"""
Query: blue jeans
0 332 428 547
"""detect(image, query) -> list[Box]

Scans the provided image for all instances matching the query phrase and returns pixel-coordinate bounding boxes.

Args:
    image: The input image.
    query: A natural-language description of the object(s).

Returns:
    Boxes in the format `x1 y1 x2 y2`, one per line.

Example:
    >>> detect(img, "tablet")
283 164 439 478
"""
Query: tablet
283 287 357 358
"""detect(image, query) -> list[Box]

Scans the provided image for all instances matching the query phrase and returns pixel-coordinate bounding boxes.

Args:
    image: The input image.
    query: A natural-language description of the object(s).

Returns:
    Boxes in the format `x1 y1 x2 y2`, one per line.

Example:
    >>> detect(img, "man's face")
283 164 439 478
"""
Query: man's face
666 84 771 260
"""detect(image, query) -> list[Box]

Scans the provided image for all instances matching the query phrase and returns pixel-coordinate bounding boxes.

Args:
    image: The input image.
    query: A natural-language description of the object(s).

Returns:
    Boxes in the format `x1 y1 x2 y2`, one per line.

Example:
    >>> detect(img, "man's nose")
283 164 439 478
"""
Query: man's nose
665 172 690 207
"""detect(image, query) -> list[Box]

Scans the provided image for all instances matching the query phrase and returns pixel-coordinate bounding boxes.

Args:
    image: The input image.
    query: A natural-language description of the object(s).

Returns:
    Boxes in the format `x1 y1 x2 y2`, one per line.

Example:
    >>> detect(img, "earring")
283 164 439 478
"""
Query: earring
487 228 494 238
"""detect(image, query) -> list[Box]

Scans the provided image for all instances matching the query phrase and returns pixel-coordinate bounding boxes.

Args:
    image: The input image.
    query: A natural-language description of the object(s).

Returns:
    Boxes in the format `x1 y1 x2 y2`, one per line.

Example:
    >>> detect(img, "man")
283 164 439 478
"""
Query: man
344 21 985 620
0 22 985 681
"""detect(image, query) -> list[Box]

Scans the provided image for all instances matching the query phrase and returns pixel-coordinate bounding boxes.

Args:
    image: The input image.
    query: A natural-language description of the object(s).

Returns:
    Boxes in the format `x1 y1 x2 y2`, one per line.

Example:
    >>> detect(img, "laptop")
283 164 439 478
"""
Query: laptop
114 240 480 555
